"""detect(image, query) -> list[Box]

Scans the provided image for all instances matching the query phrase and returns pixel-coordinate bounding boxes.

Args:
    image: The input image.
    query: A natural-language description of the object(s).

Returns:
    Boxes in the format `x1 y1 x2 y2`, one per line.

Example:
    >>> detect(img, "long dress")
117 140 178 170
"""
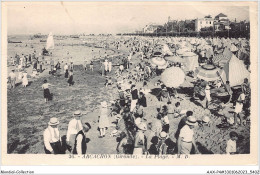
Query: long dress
42 83 52 100
99 107 110 129
68 72 74 85
22 72 28 86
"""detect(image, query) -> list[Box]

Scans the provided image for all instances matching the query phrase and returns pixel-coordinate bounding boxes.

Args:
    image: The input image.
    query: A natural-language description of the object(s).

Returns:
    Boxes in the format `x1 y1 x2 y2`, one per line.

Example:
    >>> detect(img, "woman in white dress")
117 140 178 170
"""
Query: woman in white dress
22 71 28 87
98 101 110 138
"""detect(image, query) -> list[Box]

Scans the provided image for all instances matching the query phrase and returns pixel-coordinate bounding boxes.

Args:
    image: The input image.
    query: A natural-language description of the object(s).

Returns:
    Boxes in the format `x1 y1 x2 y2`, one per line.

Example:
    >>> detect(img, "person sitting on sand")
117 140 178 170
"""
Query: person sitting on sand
158 131 168 155
105 77 113 87
133 103 144 119
73 120 91 155
226 131 238 154
43 117 63 154
42 79 54 103
161 112 170 133
68 70 74 86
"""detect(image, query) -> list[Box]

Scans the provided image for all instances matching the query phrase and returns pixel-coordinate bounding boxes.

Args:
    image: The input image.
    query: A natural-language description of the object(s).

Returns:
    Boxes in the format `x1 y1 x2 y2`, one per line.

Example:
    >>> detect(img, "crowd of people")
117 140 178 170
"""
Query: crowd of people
8 35 250 155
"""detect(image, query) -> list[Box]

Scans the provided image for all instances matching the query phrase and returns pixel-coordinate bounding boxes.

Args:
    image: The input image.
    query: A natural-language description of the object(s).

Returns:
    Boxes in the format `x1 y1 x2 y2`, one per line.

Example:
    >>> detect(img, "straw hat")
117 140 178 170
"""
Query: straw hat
74 110 81 116
48 117 59 126
137 122 147 131
202 115 210 123
159 131 168 139
186 116 197 126
101 101 107 108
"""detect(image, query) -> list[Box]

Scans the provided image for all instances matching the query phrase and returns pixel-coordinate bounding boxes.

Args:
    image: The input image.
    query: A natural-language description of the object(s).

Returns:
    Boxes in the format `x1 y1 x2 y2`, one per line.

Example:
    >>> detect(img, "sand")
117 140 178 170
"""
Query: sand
7 35 250 154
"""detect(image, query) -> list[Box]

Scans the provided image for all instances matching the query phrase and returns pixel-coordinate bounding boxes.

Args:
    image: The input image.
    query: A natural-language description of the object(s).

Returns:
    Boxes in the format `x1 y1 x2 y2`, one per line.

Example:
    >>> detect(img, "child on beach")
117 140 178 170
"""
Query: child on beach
22 71 28 87
42 79 54 103
98 101 110 138
105 77 113 87
226 131 238 154
68 70 74 86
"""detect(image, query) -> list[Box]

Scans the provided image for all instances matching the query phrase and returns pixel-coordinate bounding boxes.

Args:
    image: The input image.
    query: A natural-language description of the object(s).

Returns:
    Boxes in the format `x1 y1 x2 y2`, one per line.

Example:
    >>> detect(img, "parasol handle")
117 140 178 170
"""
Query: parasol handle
216 71 230 96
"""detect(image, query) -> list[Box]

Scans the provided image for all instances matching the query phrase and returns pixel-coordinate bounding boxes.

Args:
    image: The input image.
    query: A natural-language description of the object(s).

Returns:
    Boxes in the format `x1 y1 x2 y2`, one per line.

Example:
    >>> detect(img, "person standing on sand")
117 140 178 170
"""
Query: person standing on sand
50 58 54 72
68 70 74 86
204 84 211 109
226 131 238 154
66 110 83 152
233 90 245 128
130 85 139 112
90 61 94 72
84 58 88 71
22 71 28 87
69 62 74 71
64 63 69 78
73 121 91 155
177 115 199 154
98 101 110 138
42 79 54 103
108 59 112 73
43 117 63 154
133 122 147 154
104 59 108 75
9 70 16 89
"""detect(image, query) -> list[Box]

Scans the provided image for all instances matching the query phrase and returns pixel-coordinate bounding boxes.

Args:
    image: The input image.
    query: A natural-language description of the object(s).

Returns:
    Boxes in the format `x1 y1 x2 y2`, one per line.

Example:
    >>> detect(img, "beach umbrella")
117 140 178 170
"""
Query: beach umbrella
150 57 167 66
194 64 224 81
161 67 185 88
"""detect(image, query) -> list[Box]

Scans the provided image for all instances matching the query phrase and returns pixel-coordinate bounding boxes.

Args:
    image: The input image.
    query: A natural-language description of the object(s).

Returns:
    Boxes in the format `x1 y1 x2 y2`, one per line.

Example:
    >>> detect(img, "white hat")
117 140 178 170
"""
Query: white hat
159 131 168 139
186 116 197 126
137 122 147 131
202 115 210 123
74 110 81 116
48 117 59 126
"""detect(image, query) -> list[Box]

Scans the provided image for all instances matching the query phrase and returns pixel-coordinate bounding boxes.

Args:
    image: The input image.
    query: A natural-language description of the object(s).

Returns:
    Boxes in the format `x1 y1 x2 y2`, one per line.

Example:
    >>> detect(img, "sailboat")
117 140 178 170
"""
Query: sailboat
46 32 54 50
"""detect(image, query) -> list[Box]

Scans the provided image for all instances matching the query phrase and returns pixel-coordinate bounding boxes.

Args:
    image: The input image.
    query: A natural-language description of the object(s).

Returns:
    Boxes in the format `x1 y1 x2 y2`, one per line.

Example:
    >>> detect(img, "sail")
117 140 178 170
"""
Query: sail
46 32 54 50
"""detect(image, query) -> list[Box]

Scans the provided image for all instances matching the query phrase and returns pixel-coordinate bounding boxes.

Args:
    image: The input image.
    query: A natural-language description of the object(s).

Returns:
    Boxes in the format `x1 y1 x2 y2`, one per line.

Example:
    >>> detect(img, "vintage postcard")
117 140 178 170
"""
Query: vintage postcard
1 1 258 166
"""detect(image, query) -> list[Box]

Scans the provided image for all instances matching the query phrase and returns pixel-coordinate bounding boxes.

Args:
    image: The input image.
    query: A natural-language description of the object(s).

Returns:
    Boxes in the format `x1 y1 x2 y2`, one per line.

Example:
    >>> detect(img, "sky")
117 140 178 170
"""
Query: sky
5 2 250 35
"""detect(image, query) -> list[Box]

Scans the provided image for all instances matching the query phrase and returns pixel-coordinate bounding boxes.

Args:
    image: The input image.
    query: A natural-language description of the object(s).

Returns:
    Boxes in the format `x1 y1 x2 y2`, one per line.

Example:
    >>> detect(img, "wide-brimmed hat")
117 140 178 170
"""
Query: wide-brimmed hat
48 117 59 126
74 110 81 116
202 115 210 123
101 101 107 108
186 116 197 126
137 122 147 131
159 131 168 139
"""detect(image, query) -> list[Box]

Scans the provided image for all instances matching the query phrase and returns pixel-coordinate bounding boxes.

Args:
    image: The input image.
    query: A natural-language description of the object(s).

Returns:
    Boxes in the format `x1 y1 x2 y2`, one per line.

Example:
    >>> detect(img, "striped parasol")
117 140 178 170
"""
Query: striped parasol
161 67 185 88
195 64 224 81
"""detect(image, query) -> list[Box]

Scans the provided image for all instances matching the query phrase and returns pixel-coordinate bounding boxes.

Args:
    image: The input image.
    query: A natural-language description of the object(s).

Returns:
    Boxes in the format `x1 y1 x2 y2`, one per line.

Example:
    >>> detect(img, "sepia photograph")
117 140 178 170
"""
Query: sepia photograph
1 1 258 167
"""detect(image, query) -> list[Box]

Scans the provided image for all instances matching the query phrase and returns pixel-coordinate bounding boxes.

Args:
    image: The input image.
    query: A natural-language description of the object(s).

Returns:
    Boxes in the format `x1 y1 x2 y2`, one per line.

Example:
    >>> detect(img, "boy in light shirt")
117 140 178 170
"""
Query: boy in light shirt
226 131 238 154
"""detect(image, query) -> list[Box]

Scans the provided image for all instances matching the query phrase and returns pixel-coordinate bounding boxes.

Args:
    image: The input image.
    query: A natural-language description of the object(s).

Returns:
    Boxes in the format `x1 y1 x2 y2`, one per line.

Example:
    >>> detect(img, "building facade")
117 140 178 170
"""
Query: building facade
195 17 214 32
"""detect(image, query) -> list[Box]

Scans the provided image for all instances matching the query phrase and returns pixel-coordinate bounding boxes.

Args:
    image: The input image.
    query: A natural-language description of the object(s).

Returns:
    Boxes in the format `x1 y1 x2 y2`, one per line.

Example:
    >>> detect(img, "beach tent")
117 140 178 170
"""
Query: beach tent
162 44 174 56
221 54 250 87
181 52 199 72
46 32 54 50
